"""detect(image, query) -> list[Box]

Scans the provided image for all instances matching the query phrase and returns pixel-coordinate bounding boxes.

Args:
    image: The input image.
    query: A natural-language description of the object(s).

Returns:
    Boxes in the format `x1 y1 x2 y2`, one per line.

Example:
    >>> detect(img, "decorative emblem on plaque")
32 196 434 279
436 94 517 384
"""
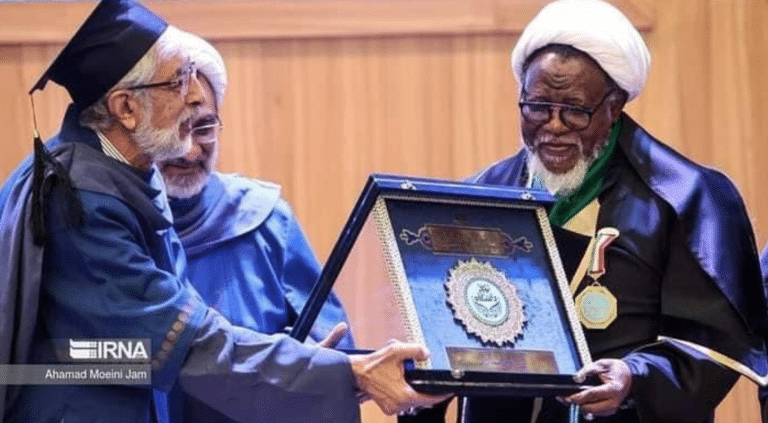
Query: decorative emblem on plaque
575 227 620 329
466 280 508 326
446 258 525 346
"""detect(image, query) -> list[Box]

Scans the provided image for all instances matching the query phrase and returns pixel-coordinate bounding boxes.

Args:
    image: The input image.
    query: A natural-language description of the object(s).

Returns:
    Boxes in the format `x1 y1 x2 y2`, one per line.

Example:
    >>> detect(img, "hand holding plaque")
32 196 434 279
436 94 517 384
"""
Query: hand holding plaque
349 342 453 415
563 358 632 418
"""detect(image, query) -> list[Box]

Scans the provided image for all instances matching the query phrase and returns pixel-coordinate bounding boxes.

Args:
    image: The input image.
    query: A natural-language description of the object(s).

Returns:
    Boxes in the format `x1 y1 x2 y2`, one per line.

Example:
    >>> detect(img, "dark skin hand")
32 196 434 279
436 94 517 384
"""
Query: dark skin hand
563 358 632 419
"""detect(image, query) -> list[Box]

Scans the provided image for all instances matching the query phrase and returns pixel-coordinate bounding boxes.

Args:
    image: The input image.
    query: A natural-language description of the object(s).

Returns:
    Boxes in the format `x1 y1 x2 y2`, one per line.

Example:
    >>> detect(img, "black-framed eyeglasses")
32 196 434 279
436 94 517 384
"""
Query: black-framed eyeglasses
191 116 223 144
123 63 197 97
519 88 614 130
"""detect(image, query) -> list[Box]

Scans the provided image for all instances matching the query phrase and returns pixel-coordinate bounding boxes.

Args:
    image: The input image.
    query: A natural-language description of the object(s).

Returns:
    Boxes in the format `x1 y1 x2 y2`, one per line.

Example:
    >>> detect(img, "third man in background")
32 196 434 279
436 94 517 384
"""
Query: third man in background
156 33 356 421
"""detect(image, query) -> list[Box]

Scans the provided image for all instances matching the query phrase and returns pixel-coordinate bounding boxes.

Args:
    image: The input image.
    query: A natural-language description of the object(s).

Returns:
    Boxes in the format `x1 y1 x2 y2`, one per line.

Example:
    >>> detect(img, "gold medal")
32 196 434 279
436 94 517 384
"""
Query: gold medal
576 227 619 329
575 283 617 329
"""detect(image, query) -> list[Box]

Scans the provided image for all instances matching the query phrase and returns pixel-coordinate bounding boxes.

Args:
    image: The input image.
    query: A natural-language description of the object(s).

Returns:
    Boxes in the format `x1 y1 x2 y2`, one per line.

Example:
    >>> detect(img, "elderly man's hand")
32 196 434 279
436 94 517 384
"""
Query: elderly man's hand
563 358 632 419
349 342 452 415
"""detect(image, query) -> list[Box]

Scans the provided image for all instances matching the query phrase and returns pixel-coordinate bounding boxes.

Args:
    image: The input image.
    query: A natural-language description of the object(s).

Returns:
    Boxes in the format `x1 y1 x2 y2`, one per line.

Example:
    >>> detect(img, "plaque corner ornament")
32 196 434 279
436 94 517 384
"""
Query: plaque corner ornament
445 258 525 346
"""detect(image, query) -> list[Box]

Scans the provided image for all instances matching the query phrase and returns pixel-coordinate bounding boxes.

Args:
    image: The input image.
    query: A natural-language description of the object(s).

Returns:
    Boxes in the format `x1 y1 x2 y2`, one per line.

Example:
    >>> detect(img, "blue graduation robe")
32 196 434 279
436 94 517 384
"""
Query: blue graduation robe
0 105 360 423
166 173 354 422
169 172 352 344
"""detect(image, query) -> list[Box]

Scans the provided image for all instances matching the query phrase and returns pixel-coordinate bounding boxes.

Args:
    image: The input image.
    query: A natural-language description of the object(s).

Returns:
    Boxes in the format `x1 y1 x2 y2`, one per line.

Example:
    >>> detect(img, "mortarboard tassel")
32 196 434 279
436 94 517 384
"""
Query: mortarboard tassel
31 130 47 246
29 96 83 246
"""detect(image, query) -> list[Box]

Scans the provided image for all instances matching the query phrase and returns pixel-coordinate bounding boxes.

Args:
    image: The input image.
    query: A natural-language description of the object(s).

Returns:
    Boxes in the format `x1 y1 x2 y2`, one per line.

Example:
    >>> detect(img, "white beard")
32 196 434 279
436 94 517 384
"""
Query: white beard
162 148 218 199
525 139 606 197
163 170 209 199
133 107 195 162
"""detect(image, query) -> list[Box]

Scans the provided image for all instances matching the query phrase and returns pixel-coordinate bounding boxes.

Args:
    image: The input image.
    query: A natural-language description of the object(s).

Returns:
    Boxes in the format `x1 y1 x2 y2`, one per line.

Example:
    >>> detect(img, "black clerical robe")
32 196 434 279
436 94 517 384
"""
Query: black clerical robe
463 113 767 423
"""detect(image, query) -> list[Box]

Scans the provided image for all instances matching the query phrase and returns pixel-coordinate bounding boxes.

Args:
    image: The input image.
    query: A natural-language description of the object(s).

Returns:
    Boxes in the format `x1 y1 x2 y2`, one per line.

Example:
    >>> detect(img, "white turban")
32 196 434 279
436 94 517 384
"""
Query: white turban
511 0 651 102
176 28 227 109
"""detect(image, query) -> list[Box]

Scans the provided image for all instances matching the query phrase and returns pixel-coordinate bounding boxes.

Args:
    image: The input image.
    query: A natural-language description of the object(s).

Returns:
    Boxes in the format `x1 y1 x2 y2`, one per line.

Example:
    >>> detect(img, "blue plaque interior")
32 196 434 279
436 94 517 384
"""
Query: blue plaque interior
291 174 598 396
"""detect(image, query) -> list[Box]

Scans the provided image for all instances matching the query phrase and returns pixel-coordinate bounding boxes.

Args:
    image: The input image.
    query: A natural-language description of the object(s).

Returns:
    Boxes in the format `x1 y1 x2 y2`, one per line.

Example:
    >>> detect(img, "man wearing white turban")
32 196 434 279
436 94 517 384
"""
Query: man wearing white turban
467 0 768 422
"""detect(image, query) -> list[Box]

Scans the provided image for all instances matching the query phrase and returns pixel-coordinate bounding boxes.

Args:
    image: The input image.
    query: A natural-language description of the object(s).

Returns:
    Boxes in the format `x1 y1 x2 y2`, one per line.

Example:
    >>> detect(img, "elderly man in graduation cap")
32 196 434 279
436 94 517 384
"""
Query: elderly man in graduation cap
466 0 768 422
0 1 450 422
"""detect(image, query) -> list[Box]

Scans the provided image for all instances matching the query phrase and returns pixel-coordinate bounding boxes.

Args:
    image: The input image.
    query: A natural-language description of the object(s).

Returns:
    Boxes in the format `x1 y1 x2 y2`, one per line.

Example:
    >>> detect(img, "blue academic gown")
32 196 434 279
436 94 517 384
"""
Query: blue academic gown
166 173 353 421
169 173 352 343
0 105 360 423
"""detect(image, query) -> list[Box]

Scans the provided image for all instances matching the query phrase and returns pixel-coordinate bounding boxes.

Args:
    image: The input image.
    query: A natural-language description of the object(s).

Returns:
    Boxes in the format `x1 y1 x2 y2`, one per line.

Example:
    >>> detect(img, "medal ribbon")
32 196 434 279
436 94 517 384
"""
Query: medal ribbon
588 228 620 281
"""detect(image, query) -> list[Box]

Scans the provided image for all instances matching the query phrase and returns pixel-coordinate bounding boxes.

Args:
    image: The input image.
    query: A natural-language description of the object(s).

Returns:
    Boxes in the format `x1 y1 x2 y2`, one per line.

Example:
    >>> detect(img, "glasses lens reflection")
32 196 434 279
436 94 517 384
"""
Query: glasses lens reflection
191 121 222 144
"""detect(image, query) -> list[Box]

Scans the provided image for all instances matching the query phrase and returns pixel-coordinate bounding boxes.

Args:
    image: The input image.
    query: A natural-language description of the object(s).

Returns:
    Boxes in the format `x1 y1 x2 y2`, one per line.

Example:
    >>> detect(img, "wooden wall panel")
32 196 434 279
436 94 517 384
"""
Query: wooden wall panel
0 0 653 43
213 34 524 258
1 1 766 422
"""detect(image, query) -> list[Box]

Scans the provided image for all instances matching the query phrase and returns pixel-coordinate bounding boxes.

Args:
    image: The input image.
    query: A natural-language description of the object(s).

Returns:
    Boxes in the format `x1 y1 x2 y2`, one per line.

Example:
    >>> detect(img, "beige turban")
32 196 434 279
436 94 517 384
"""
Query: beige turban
511 0 651 102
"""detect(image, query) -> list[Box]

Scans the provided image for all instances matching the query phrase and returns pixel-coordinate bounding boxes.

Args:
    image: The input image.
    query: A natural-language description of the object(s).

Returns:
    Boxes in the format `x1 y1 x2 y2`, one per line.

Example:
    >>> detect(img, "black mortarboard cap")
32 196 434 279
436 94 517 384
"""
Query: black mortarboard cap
27 0 167 246
30 0 168 109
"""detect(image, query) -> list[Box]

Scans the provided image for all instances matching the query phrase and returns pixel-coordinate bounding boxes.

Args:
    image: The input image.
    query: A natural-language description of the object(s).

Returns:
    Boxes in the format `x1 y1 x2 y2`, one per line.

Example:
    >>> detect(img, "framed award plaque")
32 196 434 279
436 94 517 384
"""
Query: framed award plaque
291 174 598 396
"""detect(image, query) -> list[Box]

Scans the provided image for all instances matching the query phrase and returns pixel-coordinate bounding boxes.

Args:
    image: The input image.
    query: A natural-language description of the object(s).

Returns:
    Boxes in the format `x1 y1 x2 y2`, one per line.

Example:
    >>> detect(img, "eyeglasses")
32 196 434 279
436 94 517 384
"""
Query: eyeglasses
191 116 223 144
124 63 198 97
518 89 614 130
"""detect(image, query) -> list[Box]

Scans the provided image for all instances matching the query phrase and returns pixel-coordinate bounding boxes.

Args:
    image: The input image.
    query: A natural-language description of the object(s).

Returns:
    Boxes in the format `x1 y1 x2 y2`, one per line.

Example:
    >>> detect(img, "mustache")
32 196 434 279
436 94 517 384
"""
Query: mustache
530 133 581 148
162 155 209 168
526 133 609 166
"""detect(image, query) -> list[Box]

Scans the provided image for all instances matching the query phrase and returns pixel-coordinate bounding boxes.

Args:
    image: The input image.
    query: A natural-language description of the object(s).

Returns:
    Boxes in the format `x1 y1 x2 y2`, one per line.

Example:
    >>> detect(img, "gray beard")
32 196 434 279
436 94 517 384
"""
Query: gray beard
525 139 607 197
132 104 194 163
164 171 210 199
163 172 210 199
162 151 218 199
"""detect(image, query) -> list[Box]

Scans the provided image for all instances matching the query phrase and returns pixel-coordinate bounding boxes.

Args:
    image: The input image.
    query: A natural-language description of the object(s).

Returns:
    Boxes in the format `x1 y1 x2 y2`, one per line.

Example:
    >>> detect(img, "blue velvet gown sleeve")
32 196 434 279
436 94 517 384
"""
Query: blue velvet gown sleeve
13 188 209 422
179 307 359 423
623 344 738 423
40 189 207 391
33 188 360 423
